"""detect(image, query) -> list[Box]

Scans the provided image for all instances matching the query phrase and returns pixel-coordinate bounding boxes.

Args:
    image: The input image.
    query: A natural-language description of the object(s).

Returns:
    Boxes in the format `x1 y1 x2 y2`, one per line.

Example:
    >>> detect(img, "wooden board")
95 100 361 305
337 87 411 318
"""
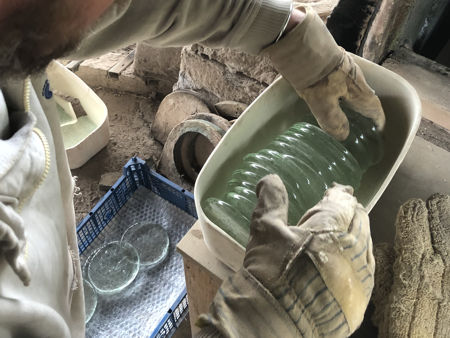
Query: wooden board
177 222 233 336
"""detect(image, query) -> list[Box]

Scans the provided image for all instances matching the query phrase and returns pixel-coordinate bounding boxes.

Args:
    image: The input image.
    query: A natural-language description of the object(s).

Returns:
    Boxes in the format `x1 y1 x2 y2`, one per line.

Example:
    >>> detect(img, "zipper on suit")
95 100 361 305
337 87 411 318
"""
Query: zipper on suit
17 78 51 212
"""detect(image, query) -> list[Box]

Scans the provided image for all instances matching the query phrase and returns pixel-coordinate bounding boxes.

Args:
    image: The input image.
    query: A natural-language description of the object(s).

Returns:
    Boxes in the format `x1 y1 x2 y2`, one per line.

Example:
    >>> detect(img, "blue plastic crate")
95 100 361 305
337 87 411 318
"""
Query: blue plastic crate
76 157 196 337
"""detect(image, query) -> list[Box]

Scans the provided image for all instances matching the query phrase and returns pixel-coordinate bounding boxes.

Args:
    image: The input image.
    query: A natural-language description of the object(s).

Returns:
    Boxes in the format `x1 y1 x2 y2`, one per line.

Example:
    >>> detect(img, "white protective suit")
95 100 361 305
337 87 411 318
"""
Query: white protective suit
0 0 292 336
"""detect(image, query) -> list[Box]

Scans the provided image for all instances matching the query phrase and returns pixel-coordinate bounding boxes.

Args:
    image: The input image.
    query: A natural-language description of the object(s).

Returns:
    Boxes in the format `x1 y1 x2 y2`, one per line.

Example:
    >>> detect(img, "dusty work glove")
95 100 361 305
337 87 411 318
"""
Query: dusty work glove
371 194 450 337
263 6 385 141
197 175 374 337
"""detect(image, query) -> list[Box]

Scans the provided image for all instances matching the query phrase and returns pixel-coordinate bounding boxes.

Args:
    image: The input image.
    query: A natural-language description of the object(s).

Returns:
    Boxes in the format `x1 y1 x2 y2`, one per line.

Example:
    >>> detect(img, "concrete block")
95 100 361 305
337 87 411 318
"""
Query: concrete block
175 47 268 105
134 41 182 94
191 44 277 85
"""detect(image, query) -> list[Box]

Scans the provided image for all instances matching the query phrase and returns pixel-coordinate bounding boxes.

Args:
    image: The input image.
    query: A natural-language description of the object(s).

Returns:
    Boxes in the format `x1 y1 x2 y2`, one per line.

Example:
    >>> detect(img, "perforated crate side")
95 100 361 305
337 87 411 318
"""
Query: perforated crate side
123 157 152 189
76 156 197 254
77 157 195 337
76 169 143 253
121 157 196 218
151 289 189 338
148 170 197 218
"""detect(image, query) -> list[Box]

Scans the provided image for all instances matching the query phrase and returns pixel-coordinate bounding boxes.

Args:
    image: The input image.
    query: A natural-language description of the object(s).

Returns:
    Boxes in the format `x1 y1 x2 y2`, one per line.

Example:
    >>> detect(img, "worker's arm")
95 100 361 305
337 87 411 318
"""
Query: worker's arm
73 1 384 140
71 0 293 59
195 175 374 337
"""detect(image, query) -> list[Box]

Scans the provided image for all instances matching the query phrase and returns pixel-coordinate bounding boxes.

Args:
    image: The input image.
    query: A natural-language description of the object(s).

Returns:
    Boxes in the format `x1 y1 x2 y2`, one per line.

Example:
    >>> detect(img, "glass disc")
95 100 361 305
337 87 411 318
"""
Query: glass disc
87 241 140 294
83 279 97 324
121 222 169 269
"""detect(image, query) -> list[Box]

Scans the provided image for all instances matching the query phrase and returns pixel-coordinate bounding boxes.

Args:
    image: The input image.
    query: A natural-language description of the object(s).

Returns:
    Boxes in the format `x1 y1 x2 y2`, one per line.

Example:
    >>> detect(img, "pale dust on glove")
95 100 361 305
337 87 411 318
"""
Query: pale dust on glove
197 175 374 337
371 194 450 337
263 6 385 141
371 242 395 328
296 182 375 333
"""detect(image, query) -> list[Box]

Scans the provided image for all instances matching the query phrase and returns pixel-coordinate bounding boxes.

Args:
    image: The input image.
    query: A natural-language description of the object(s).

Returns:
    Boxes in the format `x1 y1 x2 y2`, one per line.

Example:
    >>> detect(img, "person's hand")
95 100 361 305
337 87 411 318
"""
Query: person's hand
263 6 385 141
197 175 374 337
246 175 374 335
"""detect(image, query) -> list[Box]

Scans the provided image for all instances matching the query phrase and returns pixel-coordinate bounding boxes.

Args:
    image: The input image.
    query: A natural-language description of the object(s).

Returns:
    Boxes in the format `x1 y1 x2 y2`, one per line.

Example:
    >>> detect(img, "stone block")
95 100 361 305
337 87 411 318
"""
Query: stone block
191 44 278 85
175 47 268 105
134 41 182 89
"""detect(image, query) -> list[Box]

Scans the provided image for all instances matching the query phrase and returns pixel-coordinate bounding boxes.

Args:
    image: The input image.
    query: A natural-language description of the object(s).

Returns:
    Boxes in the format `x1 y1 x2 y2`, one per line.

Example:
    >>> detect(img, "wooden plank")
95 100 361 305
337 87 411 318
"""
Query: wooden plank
177 221 233 282
177 221 234 336
182 255 223 336
108 50 135 79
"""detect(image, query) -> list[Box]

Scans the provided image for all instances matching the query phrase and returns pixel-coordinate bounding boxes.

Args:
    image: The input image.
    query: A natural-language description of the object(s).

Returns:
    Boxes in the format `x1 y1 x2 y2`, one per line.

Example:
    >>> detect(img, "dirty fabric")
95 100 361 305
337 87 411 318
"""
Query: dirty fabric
0 76 84 337
0 108 41 286
197 175 374 337
72 0 291 58
371 242 394 328
372 194 450 337
263 6 385 140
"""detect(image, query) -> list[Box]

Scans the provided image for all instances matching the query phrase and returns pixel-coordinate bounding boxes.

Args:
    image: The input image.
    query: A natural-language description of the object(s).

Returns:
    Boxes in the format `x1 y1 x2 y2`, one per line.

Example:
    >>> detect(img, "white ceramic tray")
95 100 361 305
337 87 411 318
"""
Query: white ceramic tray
195 55 422 271
47 61 110 169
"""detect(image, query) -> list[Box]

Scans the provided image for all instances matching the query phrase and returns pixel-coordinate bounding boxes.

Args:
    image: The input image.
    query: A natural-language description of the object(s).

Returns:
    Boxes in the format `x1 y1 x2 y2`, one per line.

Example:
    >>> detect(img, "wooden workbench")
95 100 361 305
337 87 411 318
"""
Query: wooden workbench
176 221 233 336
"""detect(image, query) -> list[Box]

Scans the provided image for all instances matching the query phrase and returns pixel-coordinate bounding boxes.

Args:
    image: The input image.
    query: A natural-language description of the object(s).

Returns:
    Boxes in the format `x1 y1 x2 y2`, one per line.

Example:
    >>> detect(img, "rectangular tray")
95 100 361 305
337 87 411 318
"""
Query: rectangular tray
195 54 422 271
77 157 197 337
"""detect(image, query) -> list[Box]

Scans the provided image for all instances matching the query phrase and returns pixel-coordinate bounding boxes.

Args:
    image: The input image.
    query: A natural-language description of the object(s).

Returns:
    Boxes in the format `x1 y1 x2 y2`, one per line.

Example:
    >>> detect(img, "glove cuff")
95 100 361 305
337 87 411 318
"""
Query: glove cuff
196 268 302 337
263 6 344 90
242 0 293 54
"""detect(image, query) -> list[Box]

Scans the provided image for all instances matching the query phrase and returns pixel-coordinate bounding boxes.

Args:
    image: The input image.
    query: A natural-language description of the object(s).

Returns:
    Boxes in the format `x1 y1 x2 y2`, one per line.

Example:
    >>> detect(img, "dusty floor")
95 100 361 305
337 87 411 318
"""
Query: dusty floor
72 88 162 223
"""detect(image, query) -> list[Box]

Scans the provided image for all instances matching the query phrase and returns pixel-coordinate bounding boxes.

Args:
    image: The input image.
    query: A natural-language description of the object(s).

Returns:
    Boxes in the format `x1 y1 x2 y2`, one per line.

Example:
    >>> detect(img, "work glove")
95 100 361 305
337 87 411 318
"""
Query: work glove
372 194 450 337
263 6 385 141
197 175 374 337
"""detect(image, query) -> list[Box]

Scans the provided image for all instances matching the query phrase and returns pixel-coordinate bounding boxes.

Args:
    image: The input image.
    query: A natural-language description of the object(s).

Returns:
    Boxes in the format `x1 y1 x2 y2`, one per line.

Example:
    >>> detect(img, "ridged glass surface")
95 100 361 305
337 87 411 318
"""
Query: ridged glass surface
203 114 383 247
121 222 170 268
87 241 140 294
83 279 97 324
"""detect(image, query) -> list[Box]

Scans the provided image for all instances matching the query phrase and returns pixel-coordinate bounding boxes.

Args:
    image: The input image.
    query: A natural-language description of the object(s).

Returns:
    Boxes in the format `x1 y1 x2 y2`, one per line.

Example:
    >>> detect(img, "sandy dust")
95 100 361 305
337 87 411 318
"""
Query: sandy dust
71 88 163 223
